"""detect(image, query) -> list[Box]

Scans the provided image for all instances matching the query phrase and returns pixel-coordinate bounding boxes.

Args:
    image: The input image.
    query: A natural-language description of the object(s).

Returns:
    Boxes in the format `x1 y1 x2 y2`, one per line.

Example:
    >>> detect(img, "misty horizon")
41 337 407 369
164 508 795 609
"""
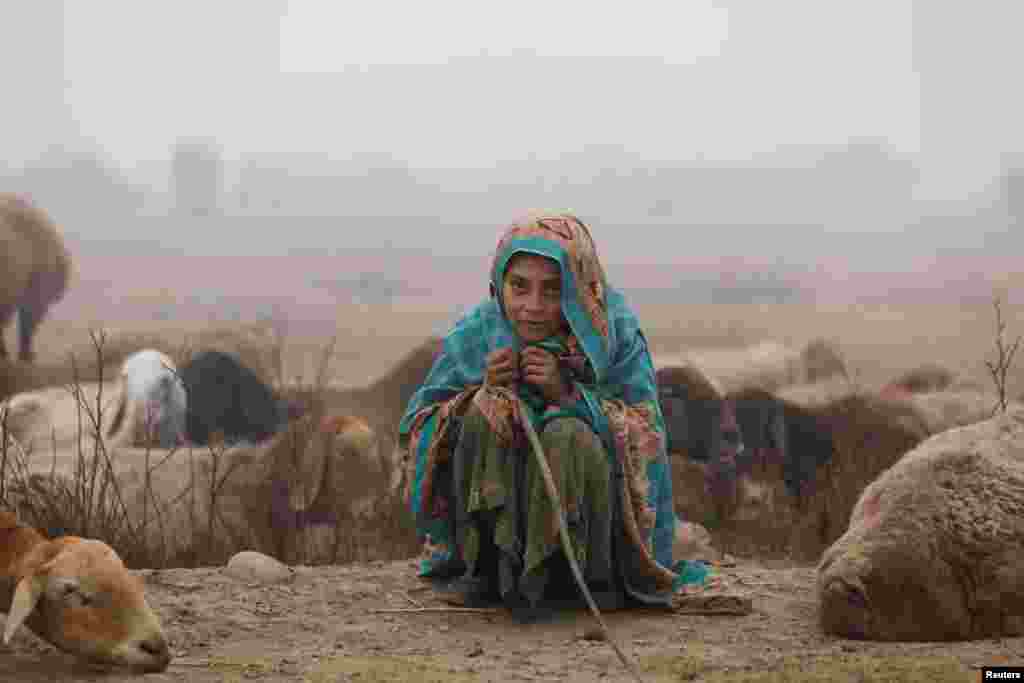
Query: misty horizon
5 3 1022 187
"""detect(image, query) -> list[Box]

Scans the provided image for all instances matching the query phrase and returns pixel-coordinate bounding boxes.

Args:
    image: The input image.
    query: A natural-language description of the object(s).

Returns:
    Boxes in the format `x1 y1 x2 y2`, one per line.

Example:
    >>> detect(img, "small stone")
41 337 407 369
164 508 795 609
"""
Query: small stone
224 551 295 585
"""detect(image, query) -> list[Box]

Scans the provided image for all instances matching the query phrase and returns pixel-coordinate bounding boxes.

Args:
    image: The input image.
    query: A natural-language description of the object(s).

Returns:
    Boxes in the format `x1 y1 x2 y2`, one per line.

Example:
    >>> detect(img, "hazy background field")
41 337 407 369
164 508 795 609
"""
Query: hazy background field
28 293 1024 403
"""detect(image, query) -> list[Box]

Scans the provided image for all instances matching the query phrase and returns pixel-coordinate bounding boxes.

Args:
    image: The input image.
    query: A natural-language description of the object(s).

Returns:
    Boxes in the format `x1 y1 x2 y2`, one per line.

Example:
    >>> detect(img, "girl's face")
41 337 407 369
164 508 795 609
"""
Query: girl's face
502 253 565 343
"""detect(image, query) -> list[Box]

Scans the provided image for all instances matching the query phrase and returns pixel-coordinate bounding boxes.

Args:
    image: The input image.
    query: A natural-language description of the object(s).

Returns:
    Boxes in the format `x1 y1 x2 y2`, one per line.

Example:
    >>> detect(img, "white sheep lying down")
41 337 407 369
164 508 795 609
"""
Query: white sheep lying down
0 348 186 452
818 405 1024 641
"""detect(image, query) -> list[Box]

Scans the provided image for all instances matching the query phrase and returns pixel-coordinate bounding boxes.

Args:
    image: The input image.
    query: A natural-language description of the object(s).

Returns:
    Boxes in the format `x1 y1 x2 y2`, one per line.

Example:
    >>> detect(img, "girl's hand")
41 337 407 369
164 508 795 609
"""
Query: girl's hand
484 347 519 387
520 346 567 404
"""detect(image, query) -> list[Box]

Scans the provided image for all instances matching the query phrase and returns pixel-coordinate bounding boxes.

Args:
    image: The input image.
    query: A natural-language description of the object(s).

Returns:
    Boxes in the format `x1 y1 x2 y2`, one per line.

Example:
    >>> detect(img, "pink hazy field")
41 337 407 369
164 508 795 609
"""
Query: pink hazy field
32 248 1024 396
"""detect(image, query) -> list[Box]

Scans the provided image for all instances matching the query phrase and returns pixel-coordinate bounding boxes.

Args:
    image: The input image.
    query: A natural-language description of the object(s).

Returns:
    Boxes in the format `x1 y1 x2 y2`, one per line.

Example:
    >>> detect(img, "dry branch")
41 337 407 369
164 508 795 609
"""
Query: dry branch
984 294 1021 415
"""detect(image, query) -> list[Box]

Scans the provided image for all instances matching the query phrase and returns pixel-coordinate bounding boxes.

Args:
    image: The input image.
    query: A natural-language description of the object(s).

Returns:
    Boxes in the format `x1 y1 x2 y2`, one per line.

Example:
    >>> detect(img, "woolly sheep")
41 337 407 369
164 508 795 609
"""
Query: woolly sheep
105 349 186 449
818 406 1024 640
654 338 846 395
0 194 71 363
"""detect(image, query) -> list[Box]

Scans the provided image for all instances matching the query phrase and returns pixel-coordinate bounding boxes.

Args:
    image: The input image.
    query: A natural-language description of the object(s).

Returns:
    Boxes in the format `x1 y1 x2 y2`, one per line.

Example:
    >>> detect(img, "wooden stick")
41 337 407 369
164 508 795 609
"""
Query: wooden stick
370 607 502 615
673 605 751 616
516 398 647 683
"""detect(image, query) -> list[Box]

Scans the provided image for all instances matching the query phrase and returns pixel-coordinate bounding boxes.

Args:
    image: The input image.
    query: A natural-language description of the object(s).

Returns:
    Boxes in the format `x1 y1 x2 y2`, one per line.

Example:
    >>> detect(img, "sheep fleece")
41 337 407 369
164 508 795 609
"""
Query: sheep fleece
818 406 1024 641
0 194 70 326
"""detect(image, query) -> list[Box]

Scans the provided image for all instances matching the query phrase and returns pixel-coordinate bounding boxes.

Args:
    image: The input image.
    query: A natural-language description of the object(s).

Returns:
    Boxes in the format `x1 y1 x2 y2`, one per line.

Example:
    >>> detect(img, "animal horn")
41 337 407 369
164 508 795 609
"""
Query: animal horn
3 575 46 644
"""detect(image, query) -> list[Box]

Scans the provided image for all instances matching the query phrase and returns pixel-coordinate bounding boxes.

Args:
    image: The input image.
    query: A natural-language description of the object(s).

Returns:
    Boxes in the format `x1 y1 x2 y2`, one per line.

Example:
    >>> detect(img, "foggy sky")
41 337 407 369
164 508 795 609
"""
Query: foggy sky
2 4 1015 184
2 1 1021 214
56 2 917 165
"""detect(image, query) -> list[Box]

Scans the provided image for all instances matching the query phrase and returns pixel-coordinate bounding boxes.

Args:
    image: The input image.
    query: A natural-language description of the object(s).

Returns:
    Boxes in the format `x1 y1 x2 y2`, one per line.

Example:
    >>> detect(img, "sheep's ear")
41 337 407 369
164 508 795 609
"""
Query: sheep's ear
0 511 19 531
3 575 46 644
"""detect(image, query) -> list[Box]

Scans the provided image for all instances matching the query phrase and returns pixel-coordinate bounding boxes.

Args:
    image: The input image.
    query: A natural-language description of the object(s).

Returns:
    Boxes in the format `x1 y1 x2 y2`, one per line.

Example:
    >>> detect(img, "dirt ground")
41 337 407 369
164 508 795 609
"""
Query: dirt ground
2 556 1018 682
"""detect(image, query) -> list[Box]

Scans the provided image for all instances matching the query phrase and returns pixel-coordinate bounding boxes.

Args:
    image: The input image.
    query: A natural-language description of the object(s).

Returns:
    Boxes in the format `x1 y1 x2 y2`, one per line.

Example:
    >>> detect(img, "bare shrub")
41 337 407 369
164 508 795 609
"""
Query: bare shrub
1 330 152 564
984 293 1021 415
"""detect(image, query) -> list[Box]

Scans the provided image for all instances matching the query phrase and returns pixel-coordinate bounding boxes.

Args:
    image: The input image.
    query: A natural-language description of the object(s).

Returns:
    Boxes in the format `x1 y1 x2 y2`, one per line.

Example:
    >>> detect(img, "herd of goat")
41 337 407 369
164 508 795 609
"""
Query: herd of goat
3 192 1024 673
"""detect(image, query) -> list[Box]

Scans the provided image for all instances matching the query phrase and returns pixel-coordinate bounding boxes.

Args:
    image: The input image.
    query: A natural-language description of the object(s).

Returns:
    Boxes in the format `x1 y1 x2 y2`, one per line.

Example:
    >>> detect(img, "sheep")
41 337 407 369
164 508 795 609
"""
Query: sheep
818 406 1024 641
879 362 956 399
318 414 389 508
0 194 72 363
262 413 384 525
1 400 382 566
660 365 929 561
655 363 747 526
310 337 442 444
774 376 863 410
0 332 181 406
653 338 846 396
658 353 1006 527
799 338 848 384
178 350 288 446
0 381 123 454
656 363 729 463
288 336 443 497
906 388 1016 435
252 413 388 563
0 335 437 566
0 510 170 672
104 349 186 449
0 371 190 454
777 375 1013 443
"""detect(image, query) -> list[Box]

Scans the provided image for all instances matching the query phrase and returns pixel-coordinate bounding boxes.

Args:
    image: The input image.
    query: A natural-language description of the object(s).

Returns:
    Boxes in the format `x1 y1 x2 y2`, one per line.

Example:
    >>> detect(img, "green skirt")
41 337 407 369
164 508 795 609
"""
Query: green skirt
452 404 615 606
